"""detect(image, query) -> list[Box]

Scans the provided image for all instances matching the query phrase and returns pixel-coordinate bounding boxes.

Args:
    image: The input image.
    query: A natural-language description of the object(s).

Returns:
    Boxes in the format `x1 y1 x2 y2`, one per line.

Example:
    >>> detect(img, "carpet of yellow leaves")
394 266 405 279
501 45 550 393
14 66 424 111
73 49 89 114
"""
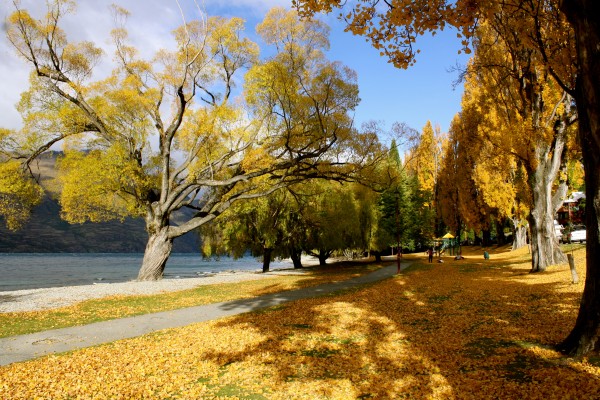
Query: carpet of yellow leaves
2 245 599 399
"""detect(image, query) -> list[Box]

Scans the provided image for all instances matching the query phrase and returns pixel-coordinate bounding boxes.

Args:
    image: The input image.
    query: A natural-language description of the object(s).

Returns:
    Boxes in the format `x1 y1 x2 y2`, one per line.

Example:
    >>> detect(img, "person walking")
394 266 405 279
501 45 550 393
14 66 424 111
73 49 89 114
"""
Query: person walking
427 248 434 263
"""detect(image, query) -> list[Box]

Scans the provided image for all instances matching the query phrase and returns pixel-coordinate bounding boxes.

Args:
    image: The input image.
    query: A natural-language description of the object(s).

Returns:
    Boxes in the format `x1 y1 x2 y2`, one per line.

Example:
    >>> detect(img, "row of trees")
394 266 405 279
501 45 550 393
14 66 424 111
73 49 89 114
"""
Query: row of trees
200 124 437 272
295 0 600 356
201 181 369 271
438 20 579 272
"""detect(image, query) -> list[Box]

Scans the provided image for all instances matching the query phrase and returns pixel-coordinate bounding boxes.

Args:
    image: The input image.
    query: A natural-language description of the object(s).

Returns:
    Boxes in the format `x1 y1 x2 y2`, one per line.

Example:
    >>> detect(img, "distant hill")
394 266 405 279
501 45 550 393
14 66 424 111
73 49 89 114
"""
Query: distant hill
0 153 201 253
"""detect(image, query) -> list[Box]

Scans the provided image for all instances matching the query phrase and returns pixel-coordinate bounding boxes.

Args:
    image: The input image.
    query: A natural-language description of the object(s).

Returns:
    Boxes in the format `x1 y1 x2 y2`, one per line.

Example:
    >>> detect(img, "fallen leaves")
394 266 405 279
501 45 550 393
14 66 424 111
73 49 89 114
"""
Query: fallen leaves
1 246 599 399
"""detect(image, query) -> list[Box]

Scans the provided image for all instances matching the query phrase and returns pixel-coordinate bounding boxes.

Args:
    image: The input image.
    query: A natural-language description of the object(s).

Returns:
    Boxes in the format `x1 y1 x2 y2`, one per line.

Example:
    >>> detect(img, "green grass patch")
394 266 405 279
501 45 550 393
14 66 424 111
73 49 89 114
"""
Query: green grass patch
428 294 452 303
300 348 341 358
286 323 313 329
215 384 268 399
322 335 357 345
561 243 586 253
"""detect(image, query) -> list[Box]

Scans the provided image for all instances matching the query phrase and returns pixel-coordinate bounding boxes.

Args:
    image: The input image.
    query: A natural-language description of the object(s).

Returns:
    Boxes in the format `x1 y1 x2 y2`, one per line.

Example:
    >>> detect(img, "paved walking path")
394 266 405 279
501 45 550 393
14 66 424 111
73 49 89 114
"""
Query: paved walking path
0 262 409 366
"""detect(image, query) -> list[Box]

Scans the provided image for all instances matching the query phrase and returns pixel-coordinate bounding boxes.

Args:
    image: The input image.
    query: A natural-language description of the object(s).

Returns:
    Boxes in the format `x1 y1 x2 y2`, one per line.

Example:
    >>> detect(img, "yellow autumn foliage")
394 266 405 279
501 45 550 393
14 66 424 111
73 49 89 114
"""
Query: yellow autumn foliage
240 147 276 172
0 160 44 230
1 246 598 399
57 146 149 223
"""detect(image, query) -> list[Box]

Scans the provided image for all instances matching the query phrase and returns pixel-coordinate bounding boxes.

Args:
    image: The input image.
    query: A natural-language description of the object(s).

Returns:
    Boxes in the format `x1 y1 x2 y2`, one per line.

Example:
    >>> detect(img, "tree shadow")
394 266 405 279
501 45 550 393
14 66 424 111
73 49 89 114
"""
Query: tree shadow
218 263 398 314
196 250 600 398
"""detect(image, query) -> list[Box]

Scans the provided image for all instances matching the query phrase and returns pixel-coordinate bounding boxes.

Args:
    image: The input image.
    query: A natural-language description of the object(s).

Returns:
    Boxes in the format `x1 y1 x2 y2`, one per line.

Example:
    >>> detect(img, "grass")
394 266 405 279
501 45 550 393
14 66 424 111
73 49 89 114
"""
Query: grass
0 261 386 338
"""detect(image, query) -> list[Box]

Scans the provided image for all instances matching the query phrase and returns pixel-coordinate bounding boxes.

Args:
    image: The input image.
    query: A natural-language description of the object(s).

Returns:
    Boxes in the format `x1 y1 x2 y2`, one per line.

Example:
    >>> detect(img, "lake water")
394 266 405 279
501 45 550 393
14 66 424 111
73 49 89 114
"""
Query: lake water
0 253 293 292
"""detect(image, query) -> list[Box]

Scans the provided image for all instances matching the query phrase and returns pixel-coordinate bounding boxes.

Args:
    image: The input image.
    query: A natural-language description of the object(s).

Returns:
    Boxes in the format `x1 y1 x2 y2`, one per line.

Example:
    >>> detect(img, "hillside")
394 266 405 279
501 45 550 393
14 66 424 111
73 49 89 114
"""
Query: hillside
0 153 200 253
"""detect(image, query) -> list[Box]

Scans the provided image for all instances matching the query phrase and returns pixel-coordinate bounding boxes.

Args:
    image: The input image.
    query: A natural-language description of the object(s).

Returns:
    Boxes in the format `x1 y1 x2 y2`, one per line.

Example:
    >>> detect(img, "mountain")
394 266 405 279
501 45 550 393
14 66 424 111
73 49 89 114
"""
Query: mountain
0 153 201 253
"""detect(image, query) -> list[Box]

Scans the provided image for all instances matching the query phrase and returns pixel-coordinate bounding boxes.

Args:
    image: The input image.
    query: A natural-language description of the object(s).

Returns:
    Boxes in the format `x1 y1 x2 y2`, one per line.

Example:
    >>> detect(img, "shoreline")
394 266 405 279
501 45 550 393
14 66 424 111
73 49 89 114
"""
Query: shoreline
0 268 309 314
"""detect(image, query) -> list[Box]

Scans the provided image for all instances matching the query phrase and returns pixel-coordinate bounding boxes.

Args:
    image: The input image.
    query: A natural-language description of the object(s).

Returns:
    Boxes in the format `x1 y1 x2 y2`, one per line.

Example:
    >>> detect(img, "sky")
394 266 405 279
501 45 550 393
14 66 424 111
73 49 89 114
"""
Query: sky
0 0 470 144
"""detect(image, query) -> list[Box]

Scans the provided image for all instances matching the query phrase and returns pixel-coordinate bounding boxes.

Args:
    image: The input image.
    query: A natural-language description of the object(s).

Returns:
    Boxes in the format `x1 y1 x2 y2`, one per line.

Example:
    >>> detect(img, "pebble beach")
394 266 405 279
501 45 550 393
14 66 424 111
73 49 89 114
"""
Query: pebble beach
0 271 283 313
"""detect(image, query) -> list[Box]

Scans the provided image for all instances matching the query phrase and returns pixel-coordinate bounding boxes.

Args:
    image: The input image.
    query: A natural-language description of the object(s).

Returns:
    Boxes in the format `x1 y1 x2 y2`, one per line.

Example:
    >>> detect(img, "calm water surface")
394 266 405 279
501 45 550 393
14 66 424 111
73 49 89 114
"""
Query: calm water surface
0 253 292 292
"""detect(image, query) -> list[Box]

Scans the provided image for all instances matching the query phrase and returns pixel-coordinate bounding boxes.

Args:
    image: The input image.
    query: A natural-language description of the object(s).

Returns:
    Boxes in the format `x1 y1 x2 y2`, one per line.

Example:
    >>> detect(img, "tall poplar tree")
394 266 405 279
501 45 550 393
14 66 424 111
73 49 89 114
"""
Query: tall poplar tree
470 21 575 270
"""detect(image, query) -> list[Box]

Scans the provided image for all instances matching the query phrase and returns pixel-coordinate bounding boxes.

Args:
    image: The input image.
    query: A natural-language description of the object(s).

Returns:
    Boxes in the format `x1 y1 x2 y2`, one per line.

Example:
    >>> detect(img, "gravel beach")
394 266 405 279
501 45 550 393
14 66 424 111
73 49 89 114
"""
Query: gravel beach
0 271 285 313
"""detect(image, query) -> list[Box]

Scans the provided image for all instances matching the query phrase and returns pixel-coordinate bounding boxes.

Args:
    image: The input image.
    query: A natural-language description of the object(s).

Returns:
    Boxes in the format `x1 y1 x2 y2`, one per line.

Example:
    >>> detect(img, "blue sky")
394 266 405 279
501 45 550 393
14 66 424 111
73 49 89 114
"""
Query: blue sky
327 25 468 136
0 0 469 141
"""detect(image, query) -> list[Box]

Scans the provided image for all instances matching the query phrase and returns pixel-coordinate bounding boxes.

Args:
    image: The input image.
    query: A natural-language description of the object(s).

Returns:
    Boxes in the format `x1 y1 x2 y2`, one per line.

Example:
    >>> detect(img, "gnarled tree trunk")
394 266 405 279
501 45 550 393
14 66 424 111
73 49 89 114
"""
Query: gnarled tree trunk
511 218 528 251
528 212 565 272
558 0 600 356
527 165 567 271
526 95 571 272
137 227 173 281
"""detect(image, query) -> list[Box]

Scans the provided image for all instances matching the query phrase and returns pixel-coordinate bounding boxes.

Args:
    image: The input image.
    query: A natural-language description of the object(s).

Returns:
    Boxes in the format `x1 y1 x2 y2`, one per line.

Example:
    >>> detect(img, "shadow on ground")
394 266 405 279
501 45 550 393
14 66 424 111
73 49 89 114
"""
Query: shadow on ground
200 245 599 398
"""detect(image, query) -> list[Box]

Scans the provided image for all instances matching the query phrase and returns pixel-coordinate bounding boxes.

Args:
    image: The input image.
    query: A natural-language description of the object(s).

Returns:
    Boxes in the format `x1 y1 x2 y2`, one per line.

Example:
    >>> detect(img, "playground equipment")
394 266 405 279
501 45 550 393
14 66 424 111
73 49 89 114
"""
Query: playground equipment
433 233 461 256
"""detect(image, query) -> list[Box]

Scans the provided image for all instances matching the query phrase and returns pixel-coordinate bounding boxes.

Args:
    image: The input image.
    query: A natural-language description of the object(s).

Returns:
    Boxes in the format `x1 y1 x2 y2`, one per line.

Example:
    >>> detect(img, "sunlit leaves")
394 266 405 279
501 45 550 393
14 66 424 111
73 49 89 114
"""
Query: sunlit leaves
257 7 330 59
437 16 576 246
0 160 44 230
207 17 260 89
247 9 359 167
240 147 275 172
60 41 104 82
56 146 149 223
1 247 599 398
412 121 438 195
8 1 98 83
296 0 473 69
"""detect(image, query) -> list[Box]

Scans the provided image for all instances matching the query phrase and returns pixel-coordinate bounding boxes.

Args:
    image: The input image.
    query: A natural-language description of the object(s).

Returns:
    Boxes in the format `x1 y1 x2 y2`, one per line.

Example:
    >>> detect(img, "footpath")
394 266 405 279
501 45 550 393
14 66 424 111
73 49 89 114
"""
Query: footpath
0 262 409 366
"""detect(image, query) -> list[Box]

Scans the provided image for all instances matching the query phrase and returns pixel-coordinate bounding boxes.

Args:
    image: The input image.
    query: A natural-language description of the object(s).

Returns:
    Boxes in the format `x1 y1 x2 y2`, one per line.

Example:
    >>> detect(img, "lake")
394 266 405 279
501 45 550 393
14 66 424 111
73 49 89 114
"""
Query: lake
0 253 293 292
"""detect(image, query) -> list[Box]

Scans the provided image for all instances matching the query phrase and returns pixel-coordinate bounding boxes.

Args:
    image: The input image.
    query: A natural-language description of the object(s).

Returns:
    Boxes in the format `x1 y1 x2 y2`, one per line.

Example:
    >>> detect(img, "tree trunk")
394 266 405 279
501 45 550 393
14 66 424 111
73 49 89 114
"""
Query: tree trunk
137 228 173 281
373 251 382 263
290 248 303 269
497 219 507 246
482 229 491 247
558 0 600 356
262 248 272 273
525 95 571 272
512 218 528 251
528 211 565 272
318 250 329 266
527 159 568 272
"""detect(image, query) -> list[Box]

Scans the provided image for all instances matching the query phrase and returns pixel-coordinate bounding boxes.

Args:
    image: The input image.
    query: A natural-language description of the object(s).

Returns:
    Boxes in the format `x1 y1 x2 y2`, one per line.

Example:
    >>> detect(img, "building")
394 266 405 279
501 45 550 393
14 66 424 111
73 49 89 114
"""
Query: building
557 191 586 226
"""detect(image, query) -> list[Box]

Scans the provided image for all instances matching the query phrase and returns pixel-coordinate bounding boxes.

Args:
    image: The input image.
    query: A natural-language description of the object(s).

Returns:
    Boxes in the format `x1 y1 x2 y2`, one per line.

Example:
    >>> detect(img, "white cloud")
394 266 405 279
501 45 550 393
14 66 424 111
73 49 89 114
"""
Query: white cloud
0 0 299 130
0 0 204 129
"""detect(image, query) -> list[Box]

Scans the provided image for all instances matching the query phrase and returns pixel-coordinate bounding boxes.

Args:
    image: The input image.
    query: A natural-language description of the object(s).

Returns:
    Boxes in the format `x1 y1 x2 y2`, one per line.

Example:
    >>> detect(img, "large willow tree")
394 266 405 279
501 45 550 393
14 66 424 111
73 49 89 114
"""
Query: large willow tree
3 2 368 280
